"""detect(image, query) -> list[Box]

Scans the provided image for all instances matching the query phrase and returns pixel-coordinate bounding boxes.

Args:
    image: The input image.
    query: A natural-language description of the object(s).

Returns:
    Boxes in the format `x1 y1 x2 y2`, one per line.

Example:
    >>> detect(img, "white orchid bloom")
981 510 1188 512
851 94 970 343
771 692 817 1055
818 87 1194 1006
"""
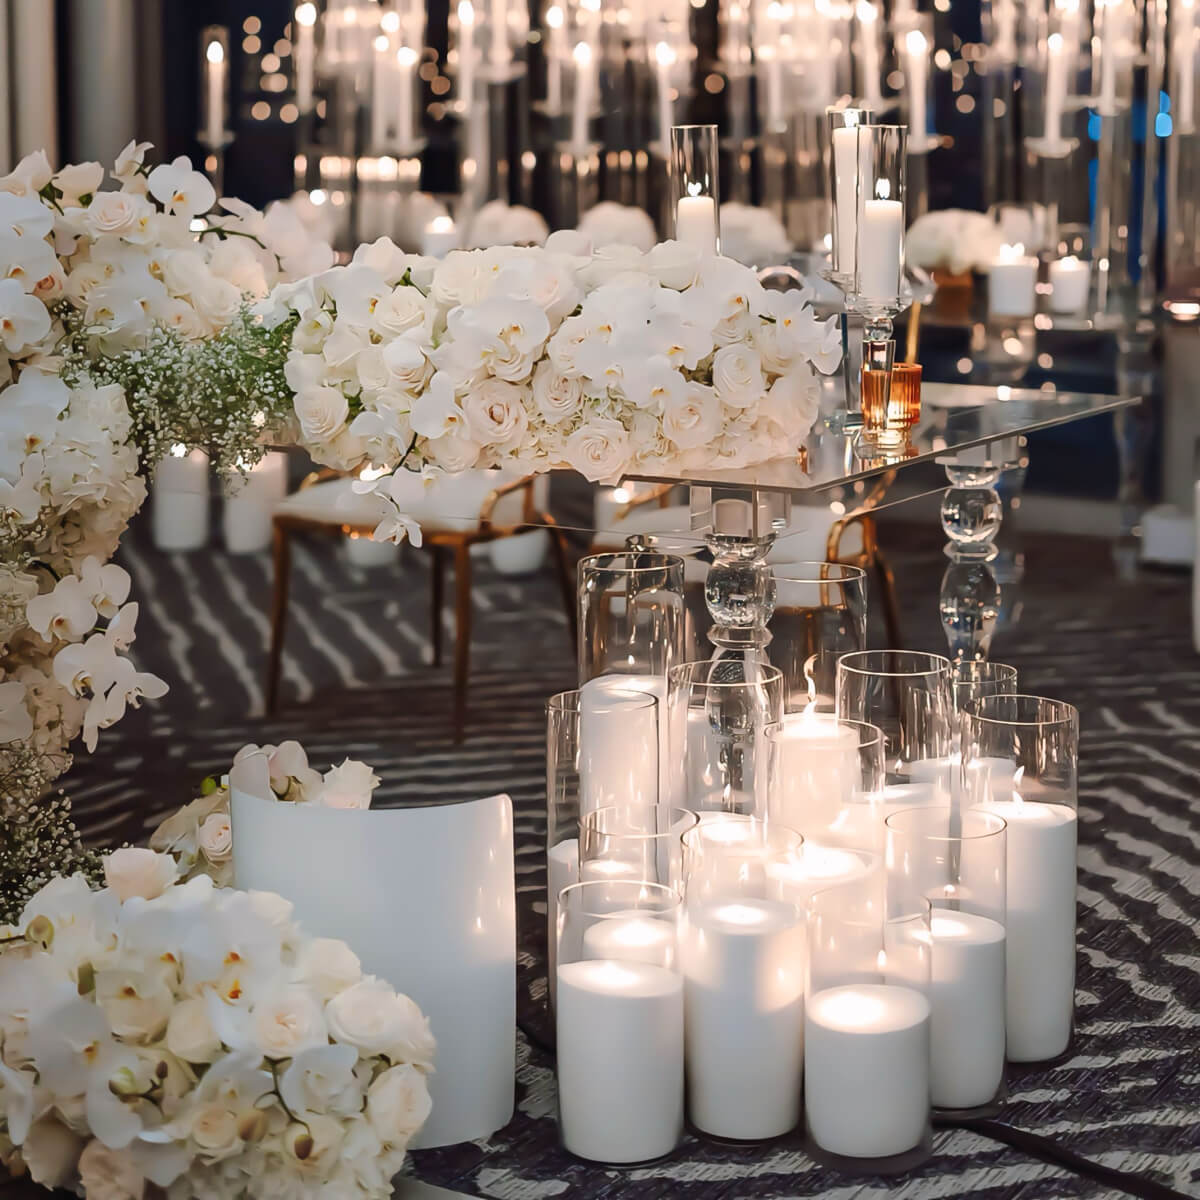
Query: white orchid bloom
27 576 98 642
78 557 131 618
409 372 464 440
0 278 51 353
52 631 119 697
146 156 216 218
0 190 54 239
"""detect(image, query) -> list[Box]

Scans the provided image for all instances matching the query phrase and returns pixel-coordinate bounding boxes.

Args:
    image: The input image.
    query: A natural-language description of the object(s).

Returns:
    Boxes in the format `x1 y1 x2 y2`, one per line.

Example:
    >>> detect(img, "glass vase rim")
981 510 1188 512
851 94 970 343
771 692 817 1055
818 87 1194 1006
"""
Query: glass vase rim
558 878 682 917
883 804 1008 839
951 659 1019 682
680 814 803 853
581 805 700 840
669 659 785 689
670 122 719 133
837 650 952 678
579 550 687 574
547 687 660 714
768 713 885 745
769 560 869 582
623 532 710 552
961 692 1079 728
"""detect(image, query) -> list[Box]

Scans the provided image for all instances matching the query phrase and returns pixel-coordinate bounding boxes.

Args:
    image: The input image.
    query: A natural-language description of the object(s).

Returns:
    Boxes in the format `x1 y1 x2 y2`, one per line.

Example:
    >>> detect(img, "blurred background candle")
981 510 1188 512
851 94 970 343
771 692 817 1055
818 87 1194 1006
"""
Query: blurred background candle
222 451 288 555
1048 255 1090 312
857 1 883 108
1042 33 1068 147
203 34 226 147
545 5 566 110
395 45 418 149
421 214 460 256
988 244 1038 317
655 41 676 150
153 445 210 552
904 29 928 144
571 41 593 150
294 2 317 113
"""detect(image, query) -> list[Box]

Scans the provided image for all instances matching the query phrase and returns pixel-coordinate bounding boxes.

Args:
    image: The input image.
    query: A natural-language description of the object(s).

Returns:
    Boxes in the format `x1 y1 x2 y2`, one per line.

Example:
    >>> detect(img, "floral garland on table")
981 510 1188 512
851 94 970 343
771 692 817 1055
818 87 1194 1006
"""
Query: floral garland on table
0 143 333 912
0 847 433 1200
150 742 382 890
262 232 842 534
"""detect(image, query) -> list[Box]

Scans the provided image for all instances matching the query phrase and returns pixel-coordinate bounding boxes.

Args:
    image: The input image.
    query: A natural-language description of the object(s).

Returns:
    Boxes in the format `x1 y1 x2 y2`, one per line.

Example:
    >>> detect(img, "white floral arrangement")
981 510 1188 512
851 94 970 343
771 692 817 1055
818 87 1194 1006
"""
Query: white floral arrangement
904 208 1008 277
576 202 658 253
718 202 793 270
264 238 841 539
150 742 382 889
0 849 432 1199
464 200 550 249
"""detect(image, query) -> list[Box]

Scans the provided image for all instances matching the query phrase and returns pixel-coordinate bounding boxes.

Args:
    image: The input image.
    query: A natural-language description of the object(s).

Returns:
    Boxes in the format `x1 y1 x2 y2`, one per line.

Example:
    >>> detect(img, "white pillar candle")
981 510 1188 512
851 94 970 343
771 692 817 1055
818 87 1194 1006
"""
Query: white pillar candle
927 911 1007 1109
675 191 719 255
805 984 931 1158
831 125 864 277
556 960 684 1163
904 29 928 147
988 245 1039 318
1176 0 1196 131
582 913 677 967
546 5 566 111
458 1 477 107
979 797 1077 1061
153 447 210 552
1043 32 1068 147
857 199 904 302
1048 255 1091 313
396 46 418 151
204 38 226 148
769 713 861 839
571 42 594 152
372 35 395 150
654 41 676 151
683 899 806 1139
579 676 660 814
421 215 460 257
295 3 317 112
345 532 398 568
547 838 579 1006
826 781 944 852
766 841 879 909
222 452 288 555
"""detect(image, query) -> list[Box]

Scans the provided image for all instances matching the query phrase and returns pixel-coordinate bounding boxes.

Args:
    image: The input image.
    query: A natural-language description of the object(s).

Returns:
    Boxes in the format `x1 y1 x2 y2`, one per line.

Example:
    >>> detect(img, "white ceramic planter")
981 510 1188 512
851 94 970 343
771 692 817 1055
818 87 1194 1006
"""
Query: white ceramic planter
229 755 516 1148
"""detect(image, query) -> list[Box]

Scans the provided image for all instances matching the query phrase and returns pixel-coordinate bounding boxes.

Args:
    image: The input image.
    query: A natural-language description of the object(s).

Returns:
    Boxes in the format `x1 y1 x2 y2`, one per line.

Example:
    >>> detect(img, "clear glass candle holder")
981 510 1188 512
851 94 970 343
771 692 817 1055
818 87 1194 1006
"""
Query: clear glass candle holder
623 532 714 664
670 123 721 254
578 551 686 683
826 105 875 289
805 881 933 1171
885 805 1008 1114
678 818 807 1141
767 714 885 845
769 561 869 713
556 880 684 1164
961 694 1079 1064
668 660 785 817
949 660 1019 714
547 690 583 1005
836 650 954 779
580 804 699 891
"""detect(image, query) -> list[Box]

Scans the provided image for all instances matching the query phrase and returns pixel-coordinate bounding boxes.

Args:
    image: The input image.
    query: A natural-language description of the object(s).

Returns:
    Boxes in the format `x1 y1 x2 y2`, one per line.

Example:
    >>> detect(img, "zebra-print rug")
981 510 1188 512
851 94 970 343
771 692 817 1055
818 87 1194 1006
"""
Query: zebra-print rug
44 512 1200 1200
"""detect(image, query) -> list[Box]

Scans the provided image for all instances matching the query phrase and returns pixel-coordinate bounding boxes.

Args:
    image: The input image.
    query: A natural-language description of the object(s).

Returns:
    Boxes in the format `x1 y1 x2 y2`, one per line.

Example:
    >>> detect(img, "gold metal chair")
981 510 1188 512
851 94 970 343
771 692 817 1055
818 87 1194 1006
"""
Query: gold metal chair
267 469 577 740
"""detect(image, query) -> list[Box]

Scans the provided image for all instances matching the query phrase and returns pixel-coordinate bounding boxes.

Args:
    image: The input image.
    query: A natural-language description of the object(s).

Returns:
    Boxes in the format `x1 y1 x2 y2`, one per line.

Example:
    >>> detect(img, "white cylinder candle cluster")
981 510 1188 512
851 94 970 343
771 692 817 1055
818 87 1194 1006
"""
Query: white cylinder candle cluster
1048 255 1091 313
988 245 1039 318
682 898 806 1139
805 984 931 1158
556 959 685 1162
222 451 288 555
769 714 862 839
153 446 210 552
578 677 660 814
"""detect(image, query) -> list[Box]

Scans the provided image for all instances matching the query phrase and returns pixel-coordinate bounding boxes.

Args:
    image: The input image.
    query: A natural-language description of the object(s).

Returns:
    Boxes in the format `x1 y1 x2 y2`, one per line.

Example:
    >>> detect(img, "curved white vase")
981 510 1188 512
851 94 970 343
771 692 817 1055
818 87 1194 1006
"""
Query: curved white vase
229 755 515 1148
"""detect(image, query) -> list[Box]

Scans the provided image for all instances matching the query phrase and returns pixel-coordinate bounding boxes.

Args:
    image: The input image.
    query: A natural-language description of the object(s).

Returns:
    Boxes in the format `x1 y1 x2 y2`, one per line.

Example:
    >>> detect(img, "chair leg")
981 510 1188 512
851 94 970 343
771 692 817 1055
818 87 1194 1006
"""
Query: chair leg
429 544 445 668
544 515 577 656
452 542 473 742
874 547 904 650
266 523 292 715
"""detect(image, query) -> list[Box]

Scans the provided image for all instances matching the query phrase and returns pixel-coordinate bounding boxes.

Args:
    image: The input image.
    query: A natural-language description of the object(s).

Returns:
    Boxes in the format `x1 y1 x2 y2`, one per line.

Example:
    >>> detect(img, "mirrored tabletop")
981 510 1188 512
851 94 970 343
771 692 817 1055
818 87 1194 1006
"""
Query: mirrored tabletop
625 383 1141 495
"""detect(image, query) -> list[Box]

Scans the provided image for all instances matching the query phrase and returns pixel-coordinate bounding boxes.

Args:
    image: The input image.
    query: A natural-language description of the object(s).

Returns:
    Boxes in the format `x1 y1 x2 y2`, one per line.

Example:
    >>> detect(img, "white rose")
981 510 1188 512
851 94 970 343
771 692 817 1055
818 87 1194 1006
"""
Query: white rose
20 1117 83 1189
366 1064 432 1147
531 361 583 423
645 240 702 290
430 251 492 310
197 813 232 865
461 378 529 450
85 191 149 238
382 338 431 392
191 278 242 328
662 382 722 449
371 286 430 339
252 986 328 1060
317 758 380 810
711 344 766 410
325 978 435 1068
161 249 211 296
762 367 820 439
425 428 481 473
355 345 393 394
187 1103 241 1156
103 847 176 902
166 997 222 1064
76 1140 144 1200
298 937 362 1001
562 418 631 482
544 228 592 257
294 386 349 443
280 1044 363 1119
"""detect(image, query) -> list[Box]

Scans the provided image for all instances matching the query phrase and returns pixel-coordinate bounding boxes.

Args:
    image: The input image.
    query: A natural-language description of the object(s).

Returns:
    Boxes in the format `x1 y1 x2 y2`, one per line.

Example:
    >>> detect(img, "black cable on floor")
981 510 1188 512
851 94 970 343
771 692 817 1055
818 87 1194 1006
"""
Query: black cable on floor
949 1117 1192 1200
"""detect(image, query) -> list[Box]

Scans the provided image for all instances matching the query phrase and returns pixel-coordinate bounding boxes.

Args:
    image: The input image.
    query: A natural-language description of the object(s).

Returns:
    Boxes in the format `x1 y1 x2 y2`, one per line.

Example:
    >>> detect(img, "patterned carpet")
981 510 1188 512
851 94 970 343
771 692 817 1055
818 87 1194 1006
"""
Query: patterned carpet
40 493 1200 1200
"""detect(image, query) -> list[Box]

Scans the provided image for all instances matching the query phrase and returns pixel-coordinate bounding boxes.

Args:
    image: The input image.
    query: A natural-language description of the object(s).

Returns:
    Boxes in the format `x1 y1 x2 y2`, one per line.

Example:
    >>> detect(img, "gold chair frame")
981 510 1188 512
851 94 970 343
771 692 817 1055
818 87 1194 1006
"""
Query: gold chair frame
267 469 577 740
